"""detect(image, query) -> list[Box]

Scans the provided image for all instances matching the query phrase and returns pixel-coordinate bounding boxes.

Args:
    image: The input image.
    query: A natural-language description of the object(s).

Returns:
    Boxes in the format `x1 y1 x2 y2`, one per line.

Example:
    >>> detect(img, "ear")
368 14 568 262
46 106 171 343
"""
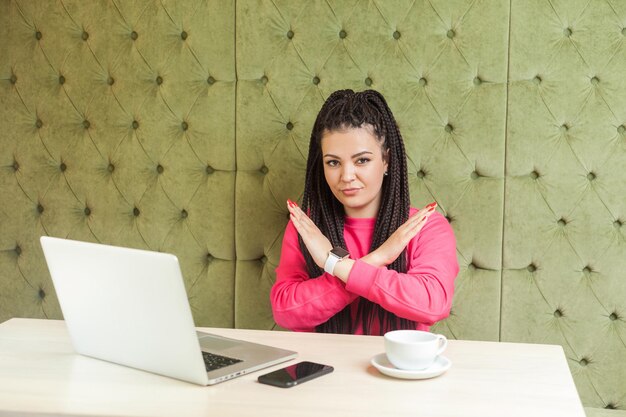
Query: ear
382 148 389 169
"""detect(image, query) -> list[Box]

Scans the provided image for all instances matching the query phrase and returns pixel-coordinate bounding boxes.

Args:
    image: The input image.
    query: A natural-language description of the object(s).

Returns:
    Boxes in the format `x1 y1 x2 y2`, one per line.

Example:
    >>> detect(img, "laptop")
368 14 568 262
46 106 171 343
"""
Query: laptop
40 236 297 385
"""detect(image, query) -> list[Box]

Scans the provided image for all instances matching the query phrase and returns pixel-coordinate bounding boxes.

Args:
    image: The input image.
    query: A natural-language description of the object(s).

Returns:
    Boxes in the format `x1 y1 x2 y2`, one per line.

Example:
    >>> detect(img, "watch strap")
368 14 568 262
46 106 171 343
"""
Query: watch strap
324 253 340 275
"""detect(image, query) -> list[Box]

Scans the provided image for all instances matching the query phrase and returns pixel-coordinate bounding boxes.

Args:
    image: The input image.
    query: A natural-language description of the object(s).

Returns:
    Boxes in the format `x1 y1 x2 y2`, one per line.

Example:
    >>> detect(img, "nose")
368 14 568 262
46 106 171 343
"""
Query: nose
341 163 356 183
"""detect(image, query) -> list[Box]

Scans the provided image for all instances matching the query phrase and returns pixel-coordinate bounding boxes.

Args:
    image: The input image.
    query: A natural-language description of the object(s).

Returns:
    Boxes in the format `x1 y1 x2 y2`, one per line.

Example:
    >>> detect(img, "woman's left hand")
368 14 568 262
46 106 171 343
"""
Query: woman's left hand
287 200 332 269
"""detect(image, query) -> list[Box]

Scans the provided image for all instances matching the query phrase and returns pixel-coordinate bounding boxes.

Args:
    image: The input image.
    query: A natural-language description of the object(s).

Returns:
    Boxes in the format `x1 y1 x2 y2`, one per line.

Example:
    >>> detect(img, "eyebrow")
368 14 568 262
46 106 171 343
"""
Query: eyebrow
323 151 374 159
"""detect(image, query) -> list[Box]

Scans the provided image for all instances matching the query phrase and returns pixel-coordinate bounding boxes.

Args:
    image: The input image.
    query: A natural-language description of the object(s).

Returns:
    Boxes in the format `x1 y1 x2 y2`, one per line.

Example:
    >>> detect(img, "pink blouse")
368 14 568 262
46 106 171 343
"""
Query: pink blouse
271 208 459 335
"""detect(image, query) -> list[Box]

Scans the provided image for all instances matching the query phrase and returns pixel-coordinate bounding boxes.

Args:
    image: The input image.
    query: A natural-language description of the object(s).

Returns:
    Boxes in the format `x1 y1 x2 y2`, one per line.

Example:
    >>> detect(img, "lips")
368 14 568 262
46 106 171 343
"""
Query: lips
340 188 362 196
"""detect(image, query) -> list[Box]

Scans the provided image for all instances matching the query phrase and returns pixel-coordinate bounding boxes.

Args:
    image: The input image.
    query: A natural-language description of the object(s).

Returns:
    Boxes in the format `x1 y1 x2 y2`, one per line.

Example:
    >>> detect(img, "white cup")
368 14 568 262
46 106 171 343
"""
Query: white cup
384 330 447 370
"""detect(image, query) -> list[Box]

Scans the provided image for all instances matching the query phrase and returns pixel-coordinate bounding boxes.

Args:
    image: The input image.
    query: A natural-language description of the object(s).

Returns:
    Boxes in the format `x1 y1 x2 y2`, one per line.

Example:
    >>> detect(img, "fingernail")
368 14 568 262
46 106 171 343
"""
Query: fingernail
287 199 294 207
426 202 437 209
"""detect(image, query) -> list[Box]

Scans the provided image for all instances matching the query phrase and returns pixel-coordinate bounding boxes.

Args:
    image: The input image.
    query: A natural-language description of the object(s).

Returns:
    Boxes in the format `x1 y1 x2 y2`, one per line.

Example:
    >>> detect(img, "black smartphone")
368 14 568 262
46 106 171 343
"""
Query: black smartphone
257 361 334 388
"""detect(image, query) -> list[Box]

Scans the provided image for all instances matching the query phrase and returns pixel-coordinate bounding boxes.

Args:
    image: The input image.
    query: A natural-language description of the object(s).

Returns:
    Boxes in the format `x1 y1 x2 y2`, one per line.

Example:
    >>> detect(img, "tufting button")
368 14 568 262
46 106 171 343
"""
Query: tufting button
261 75 268 84
83 120 90 129
417 170 425 178
560 124 569 133
82 31 89 41
261 256 268 264
557 218 566 227
563 27 572 37
35 31 42 40
554 309 563 318
157 164 164 174
107 163 115 173
419 77 427 86
36 119 43 129
84 207 91 216
468 262 476 271
133 207 140 217
131 31 138 40
59 75 66 85
579 358 589 366
287 30 294 39
206 253 214 263
445 123 453 133
365 77 373 86
15 245 21 256
132 120 139 129
60 162 67 172
527 263 537 272
181 121 188 131
446 29 455 39
609 312 618 321
591 76 599 85
10 74 17 84
181 31 188 40
156 75 163 85
37 203 44 214
445 215 453 223
473 76 482 85
13 160 19 172
107 76 115 86
587 172 596 181
583 266 592 274
312 76 320 85
393 30 401 39
339 29 347 39
618 125 625 135
471 171 479 179
530 170 539 179
614 219 623 229
260 166 269 174
181 209 188 219
605 403 617 410
206 165 215 174
622 28 626 36
286 122 294 130
207 76 215 85
38 288 46 299
533 75 542 84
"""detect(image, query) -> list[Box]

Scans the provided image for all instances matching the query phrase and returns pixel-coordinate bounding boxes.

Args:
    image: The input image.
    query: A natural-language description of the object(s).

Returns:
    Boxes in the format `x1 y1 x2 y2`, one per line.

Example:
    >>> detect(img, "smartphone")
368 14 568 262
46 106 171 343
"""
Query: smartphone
257 361 333 388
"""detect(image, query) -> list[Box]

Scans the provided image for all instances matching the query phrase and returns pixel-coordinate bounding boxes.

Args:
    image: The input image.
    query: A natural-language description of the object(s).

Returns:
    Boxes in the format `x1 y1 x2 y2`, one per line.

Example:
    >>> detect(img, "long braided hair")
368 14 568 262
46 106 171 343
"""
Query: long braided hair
300 89 416 335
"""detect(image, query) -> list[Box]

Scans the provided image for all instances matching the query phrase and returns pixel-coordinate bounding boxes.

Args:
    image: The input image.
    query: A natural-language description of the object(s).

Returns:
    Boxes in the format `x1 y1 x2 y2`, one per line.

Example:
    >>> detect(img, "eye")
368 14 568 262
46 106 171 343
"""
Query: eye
356 158 370 165
325 159 339 167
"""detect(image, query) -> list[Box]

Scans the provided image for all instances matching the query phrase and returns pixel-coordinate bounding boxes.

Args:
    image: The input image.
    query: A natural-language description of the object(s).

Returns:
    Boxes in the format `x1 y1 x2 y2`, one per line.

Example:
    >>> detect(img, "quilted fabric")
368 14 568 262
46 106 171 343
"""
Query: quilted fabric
0 0 624 412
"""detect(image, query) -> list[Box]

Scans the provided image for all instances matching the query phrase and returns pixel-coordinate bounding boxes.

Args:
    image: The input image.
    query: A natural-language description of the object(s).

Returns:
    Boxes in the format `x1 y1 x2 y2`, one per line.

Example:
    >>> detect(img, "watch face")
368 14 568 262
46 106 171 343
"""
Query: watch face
331 247 350 259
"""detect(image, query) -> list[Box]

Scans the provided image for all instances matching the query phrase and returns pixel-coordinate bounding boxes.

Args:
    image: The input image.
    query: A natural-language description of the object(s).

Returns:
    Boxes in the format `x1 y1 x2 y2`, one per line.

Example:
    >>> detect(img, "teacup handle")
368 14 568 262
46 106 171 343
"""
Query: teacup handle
435 334 447 356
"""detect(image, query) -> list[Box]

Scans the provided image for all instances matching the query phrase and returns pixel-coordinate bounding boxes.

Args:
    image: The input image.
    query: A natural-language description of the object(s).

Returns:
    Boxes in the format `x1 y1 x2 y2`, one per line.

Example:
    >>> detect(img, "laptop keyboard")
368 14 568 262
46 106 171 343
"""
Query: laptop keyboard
202 351 243 372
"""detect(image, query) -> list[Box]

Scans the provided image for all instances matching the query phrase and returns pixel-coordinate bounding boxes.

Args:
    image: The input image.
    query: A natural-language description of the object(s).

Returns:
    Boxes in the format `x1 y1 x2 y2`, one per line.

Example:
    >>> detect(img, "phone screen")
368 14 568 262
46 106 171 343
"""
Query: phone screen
258 361 333 388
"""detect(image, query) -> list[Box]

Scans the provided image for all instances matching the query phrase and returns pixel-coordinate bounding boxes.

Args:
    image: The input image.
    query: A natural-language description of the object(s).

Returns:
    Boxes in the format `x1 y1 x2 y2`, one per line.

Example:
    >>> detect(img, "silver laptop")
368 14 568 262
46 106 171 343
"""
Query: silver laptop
40 236 297 385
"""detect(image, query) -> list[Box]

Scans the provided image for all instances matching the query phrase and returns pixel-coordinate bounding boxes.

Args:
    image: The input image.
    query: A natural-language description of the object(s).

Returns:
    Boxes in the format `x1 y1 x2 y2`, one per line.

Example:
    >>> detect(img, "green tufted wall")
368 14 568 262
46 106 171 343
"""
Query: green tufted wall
1 0 625 413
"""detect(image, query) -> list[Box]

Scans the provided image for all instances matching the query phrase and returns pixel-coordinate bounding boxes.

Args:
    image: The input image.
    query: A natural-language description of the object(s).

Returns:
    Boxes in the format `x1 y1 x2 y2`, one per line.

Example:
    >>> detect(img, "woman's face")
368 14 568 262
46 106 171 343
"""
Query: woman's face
321 126 388 218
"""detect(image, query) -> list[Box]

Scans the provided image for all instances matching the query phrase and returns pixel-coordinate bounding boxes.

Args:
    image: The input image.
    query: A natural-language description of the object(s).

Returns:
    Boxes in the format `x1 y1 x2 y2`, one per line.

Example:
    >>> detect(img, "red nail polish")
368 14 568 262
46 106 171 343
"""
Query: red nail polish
426 202 437 209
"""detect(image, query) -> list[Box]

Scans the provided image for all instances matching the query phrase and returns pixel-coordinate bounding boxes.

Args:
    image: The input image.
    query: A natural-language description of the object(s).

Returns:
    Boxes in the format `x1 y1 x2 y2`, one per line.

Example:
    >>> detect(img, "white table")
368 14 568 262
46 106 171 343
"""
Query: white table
0 318 585 417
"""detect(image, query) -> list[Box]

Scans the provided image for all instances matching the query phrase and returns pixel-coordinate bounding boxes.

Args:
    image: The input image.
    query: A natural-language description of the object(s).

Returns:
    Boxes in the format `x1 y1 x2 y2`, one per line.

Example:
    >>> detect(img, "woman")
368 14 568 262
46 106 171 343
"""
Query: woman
271 89 459 335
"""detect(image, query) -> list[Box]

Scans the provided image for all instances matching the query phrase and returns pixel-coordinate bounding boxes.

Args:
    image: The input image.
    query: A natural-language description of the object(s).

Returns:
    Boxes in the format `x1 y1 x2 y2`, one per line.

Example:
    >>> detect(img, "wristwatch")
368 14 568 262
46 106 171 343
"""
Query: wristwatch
324 247 350 276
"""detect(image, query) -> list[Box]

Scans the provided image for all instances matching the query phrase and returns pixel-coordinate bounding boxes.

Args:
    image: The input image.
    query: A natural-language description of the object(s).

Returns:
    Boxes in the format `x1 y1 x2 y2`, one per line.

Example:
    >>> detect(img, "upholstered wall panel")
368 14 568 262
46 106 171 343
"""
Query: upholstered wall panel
0 0 237 327
235 0 509 337
504 0 626 410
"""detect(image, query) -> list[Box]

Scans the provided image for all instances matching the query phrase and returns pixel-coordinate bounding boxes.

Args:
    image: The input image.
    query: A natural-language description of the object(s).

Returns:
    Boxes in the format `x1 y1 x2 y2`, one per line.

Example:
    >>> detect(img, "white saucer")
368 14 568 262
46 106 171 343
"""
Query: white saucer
370 353 451 380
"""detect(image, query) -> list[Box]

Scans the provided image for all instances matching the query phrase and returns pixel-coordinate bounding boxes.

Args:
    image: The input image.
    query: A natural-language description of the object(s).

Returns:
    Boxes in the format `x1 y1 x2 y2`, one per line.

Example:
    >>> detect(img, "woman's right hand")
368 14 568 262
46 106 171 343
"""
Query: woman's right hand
363 202 437 267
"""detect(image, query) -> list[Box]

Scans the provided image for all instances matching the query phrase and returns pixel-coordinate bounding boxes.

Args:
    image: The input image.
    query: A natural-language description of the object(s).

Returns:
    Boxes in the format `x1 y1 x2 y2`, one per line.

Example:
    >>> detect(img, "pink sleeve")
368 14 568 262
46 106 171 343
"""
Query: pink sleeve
345 212 459 325
271 221 358 331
